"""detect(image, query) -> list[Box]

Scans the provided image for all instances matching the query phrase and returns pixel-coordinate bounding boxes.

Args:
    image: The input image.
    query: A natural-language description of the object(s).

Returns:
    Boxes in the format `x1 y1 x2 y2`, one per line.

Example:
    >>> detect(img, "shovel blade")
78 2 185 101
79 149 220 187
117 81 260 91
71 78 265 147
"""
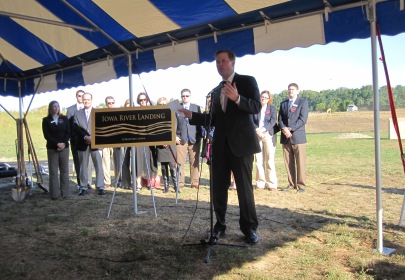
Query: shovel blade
11 185 30 202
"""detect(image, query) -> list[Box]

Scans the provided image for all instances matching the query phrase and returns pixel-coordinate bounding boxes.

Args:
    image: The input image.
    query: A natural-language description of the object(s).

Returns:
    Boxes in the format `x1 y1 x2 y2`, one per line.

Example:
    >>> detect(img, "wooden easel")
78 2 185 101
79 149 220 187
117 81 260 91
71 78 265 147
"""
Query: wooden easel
12 117 48 201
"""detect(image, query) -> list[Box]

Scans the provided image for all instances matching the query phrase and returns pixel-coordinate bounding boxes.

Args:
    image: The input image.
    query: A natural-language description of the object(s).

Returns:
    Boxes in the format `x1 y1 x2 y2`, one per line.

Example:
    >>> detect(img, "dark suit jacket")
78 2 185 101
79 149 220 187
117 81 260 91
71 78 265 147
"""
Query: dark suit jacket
42 115 70 150
176 103 202 145
278 96 309 144
190 73 261 157
253 105 278 136
66 104 80 146
73 108 93 151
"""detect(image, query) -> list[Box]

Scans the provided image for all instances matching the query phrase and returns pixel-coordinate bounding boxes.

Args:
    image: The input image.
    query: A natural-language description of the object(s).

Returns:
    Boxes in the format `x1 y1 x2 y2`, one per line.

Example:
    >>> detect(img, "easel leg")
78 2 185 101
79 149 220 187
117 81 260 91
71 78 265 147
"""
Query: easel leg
399 190 405 226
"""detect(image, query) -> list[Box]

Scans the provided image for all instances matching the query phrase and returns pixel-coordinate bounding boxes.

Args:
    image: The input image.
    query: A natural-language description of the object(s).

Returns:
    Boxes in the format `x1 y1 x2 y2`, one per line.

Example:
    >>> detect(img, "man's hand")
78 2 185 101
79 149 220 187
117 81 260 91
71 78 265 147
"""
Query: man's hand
84 135 91 145
178 108 192 118
282 127 292 138
57 142 65 152
223 82 239 102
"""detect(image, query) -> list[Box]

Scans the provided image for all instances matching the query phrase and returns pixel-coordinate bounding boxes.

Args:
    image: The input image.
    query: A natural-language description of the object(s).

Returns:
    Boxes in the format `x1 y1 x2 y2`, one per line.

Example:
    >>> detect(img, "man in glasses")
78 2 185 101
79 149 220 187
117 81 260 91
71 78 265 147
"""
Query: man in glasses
176 89 203 189
102 96 123 189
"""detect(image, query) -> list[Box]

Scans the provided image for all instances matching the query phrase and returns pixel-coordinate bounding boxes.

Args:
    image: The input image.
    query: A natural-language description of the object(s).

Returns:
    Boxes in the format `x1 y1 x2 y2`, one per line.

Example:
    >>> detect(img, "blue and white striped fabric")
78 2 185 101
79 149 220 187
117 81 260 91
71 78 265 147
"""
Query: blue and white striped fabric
1 0 404 97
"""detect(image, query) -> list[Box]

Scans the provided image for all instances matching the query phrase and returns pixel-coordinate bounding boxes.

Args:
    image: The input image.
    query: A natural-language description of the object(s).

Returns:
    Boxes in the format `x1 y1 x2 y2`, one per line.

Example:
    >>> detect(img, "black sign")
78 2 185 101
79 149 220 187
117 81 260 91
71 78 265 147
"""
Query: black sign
91 106 175 148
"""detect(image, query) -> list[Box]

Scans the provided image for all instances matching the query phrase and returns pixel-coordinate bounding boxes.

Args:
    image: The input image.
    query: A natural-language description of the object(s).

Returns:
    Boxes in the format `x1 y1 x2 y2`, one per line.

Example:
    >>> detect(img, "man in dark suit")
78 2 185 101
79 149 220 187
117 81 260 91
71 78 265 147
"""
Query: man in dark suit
66 90 84 187
175 89 203 189
180 50 261 244
73 92 105 196
278 83 309 193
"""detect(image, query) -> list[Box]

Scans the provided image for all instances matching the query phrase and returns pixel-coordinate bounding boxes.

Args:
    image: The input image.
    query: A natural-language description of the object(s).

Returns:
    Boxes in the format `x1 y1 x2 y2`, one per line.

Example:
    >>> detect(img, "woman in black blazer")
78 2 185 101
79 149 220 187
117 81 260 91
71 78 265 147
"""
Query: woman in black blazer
42 101 70 199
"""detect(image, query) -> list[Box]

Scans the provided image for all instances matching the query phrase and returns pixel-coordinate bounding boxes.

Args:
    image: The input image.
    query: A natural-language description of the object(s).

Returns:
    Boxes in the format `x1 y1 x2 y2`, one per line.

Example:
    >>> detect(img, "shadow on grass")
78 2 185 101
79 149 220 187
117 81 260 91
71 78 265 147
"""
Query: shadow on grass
362 259 405 279
324 182 405 195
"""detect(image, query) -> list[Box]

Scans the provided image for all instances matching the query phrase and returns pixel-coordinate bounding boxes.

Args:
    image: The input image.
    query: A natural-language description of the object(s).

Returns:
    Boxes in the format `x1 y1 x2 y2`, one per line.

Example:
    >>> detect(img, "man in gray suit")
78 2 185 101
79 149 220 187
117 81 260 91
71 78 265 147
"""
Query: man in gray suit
175 89 203 189
73 92 105 195
278 83 309 193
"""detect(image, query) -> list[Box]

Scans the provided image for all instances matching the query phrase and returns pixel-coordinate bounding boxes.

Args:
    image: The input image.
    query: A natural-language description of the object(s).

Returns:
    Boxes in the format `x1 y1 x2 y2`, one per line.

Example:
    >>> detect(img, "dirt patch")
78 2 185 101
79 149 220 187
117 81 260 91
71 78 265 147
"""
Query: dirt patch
337 133 373 139
306 110 396 134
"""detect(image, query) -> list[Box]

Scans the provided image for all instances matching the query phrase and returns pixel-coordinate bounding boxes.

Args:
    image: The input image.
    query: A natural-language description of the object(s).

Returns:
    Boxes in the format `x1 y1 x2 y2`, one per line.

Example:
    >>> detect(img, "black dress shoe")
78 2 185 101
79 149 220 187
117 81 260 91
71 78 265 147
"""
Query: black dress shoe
98 189 105 195
213 230 225 239
245 231 259 244
78 189 88 196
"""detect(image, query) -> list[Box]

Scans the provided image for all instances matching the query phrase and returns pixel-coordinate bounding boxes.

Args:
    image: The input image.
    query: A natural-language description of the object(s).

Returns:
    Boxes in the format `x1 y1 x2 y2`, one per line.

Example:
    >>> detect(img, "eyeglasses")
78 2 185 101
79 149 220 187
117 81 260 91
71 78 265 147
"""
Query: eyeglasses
139 99 147 102
107 102 115 105
181 95 190 98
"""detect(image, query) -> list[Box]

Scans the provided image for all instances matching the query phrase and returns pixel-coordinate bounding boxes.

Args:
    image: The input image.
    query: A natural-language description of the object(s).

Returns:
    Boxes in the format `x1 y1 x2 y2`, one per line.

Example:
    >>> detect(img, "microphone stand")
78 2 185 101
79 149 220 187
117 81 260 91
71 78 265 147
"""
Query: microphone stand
183 84 245 263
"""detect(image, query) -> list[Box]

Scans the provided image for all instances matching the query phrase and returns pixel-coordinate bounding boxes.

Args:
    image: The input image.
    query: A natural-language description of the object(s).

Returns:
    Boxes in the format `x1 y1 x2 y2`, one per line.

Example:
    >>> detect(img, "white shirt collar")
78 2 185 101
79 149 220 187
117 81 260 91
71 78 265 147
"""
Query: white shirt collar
225 72 236 83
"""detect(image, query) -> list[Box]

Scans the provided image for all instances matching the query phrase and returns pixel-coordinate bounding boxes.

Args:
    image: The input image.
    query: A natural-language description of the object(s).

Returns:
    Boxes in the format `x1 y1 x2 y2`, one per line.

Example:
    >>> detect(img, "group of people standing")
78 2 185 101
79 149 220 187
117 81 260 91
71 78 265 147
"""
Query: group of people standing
42 91 106 199
253 82 309 194
40 88 203 200
41 48 308 246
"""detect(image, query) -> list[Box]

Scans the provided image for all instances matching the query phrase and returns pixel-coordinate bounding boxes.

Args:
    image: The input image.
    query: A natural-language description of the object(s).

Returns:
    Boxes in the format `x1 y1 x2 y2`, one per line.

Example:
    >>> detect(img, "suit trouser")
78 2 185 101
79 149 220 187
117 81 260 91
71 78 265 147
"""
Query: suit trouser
47 148 70 199
122 147 132 188
212 141 258 235
282 142 306 190
102 147 113 185
255 133 278 189
102 147 123 185
78 147 104 190
176 140 201 186
70 142 81 185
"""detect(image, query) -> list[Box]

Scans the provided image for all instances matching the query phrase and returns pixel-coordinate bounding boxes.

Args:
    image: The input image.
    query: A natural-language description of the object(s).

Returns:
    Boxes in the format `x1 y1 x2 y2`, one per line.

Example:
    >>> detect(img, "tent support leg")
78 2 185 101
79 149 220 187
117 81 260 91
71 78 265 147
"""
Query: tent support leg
369 0 395 255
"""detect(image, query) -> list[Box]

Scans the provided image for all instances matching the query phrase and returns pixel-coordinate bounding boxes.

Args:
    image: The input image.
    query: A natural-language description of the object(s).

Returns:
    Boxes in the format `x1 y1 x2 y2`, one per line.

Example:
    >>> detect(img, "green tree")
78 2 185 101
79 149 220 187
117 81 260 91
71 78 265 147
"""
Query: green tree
315 102 326 112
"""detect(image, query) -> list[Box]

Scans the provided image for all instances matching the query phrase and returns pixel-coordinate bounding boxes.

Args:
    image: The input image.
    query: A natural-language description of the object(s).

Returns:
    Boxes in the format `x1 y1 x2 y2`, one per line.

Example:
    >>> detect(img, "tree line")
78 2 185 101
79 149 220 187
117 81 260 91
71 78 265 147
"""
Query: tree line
271 85 405 112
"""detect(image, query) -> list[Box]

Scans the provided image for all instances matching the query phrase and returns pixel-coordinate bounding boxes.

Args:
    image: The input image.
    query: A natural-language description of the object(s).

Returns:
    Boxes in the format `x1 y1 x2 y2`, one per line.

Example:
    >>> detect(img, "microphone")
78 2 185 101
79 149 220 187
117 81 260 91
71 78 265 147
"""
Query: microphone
207 81 227 97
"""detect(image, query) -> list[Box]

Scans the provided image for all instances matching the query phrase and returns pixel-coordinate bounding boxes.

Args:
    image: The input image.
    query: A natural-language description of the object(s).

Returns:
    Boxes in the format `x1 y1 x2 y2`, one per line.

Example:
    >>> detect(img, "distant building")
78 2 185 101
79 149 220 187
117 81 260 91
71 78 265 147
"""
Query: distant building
347 105 358 112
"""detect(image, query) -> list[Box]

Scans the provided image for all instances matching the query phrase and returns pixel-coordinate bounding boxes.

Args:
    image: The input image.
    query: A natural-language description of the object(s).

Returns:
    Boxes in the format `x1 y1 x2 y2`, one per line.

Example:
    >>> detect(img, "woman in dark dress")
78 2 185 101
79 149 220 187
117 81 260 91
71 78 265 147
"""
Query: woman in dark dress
122 93 158 190
42 101 70 199
156 97 178 193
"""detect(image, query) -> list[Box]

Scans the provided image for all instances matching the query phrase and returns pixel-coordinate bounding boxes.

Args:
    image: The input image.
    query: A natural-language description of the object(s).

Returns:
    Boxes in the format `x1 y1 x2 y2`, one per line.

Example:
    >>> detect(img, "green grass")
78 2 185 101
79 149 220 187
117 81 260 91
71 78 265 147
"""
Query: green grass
1 109 405 280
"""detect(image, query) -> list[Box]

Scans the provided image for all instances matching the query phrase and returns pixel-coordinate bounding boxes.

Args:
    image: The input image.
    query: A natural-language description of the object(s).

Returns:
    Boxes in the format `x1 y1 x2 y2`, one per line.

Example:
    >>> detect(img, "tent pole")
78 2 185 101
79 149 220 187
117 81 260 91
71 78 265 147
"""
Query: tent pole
127 54 140 215
370 0 395 255
369 0 383 255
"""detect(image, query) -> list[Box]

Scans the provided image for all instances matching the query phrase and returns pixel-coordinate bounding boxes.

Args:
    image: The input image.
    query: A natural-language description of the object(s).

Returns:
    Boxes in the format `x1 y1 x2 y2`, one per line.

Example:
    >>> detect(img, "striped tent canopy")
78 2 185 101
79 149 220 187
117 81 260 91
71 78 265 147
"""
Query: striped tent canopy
1 0 405 98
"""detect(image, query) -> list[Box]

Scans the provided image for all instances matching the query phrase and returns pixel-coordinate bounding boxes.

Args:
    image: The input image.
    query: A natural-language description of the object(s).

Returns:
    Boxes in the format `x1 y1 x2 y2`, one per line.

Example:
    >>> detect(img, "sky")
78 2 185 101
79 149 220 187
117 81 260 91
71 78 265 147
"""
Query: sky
1 33 404 112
